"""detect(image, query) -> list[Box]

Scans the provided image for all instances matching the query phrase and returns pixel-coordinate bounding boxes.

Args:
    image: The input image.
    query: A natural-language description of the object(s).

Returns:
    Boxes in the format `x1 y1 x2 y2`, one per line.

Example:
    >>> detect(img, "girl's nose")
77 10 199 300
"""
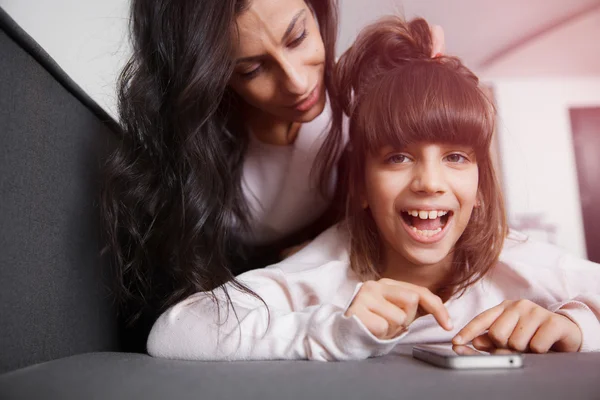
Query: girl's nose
411 162 446 194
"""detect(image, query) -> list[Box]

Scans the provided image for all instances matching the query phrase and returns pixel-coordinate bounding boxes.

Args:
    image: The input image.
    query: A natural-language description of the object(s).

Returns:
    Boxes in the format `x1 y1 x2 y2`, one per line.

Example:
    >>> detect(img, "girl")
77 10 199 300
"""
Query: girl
100 0 446 344
146 16 600 361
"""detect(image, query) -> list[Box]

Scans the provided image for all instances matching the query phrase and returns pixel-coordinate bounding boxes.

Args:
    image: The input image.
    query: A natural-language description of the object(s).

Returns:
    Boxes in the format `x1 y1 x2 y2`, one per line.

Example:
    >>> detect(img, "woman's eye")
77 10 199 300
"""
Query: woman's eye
445 153 468 163
386 154 411 164
239 65 262 80
288 29 307 48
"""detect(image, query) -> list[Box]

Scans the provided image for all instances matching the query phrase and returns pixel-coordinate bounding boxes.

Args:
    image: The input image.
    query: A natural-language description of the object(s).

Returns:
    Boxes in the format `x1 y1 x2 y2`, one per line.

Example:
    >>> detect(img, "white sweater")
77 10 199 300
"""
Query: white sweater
241 100 336 245
147 224 600 361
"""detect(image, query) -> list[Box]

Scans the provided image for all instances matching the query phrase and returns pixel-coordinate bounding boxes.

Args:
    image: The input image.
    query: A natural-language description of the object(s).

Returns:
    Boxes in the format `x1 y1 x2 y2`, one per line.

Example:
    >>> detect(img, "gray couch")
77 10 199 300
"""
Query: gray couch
1 7 599 400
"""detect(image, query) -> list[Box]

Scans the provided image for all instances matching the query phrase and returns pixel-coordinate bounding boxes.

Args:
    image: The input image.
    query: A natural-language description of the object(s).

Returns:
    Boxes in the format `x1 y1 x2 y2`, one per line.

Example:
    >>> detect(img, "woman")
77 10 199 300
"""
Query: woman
101 0 444 345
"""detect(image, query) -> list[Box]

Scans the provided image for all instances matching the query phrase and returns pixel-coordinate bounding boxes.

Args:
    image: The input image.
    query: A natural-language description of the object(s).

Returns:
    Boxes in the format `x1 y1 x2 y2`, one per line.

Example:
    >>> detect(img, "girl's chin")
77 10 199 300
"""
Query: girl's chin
405 251 449 268
390 240 452 268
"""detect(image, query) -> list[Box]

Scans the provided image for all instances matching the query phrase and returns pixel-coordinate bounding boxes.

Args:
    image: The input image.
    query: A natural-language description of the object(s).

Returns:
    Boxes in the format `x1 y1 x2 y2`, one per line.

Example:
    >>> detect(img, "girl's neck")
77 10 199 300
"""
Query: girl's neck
243 105 301 146
380 251 454 296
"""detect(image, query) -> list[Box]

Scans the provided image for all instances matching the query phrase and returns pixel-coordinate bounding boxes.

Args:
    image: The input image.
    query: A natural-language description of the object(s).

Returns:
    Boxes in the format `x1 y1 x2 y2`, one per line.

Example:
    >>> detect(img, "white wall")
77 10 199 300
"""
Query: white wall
481 7 600 259
481 8 600 78
0 0 130 119
337 0 600 72
492 78 600 258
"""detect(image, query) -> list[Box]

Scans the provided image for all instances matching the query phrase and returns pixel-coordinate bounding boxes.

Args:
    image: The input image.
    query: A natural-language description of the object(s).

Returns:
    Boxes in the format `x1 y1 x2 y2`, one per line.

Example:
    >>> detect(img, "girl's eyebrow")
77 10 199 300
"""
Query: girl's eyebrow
235 9 306 65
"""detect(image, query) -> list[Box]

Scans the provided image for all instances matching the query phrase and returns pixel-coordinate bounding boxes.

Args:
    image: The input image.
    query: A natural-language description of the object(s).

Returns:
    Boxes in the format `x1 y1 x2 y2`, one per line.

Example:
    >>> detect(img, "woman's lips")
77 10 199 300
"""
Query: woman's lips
292 83 321 112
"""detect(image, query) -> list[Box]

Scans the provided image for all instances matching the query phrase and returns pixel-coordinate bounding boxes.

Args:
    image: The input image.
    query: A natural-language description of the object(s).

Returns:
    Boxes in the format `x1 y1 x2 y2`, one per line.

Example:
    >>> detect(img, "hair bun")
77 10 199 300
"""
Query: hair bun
333 17 434 115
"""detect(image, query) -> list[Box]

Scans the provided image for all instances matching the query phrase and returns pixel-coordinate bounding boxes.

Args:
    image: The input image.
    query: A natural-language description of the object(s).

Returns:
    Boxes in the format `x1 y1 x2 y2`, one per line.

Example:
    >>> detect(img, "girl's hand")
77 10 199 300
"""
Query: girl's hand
452 299 583 353
345 279 453 340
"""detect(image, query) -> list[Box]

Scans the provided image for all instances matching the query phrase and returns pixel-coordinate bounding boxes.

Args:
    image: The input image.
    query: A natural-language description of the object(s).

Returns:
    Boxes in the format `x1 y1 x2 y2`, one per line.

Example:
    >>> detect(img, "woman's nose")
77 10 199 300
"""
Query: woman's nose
279 58 308 96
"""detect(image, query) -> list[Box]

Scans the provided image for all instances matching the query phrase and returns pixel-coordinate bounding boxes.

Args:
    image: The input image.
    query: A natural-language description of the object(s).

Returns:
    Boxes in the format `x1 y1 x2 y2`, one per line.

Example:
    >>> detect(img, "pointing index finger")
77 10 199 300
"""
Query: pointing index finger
409 286 453 331
453 303 506 345
381 280 453 331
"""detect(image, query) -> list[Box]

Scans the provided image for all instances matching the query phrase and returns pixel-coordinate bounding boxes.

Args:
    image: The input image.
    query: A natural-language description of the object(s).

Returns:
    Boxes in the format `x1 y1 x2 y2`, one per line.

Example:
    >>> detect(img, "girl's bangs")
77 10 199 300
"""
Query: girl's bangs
353 63 495 156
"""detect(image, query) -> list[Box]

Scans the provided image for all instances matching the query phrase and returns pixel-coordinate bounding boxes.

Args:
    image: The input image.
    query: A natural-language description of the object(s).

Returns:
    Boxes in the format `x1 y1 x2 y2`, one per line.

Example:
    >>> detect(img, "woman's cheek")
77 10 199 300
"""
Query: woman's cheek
240 79 277 107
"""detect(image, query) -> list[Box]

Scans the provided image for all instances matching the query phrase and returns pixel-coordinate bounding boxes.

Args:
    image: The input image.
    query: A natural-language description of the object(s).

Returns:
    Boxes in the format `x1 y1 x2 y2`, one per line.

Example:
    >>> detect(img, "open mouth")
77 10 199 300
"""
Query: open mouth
400 209 453 240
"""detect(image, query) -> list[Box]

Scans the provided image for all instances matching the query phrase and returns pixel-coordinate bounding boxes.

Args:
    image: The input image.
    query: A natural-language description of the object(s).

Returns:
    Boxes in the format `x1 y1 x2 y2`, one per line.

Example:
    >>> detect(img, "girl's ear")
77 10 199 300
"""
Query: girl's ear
350 167 368 209
358 190 369 209
353 179 369 209
474 192 482 208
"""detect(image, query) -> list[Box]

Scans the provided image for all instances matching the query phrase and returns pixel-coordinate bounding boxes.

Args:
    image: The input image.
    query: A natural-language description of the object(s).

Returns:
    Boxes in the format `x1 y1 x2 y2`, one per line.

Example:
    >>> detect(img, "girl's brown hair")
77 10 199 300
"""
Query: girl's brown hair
318 16 508 296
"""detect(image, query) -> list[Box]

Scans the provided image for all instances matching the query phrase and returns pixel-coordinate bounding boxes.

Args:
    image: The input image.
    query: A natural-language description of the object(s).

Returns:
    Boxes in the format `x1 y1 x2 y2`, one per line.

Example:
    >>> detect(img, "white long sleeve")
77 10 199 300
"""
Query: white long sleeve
147 226 404 361
240 98 350 245
148 228 600 361
396 232 600 353
535 250 600 352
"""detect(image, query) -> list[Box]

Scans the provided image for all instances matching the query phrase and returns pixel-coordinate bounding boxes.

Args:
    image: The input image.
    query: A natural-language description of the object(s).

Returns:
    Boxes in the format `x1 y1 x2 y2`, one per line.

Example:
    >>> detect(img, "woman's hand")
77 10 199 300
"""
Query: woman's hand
430 24 445 58
453 299 583 353
345 279 453 340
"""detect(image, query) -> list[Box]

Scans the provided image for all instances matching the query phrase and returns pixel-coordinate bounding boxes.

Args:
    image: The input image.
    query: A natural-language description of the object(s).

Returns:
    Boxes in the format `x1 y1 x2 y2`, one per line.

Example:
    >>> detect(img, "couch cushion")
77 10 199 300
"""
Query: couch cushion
0 348 599 400
0 8 120 373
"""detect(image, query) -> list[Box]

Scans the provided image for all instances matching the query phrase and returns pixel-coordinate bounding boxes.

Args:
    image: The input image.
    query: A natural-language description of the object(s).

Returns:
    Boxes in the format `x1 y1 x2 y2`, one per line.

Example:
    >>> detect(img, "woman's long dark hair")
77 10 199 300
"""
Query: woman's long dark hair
101 0 339 325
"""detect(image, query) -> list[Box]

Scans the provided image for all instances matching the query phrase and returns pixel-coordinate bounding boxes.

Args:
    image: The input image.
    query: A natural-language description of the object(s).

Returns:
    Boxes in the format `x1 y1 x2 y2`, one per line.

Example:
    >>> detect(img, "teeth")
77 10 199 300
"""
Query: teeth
405 210 449 219
412 227 443 237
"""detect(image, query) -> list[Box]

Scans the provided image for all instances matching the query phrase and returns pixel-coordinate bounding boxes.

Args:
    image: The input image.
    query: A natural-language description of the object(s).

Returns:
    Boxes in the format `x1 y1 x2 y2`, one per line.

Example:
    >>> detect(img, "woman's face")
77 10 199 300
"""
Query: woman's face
363 142 480 270
230 0 326 123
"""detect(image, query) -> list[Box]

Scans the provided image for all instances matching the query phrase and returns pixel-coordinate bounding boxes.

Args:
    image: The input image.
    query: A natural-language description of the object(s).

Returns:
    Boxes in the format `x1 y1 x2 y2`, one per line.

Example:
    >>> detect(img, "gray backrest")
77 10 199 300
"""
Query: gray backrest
0 8 120 373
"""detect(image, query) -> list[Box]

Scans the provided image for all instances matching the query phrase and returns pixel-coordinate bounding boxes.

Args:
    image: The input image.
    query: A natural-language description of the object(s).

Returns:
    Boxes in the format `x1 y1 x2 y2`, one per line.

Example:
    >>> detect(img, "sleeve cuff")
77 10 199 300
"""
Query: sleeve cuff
335 282 408 357
554 301 600 352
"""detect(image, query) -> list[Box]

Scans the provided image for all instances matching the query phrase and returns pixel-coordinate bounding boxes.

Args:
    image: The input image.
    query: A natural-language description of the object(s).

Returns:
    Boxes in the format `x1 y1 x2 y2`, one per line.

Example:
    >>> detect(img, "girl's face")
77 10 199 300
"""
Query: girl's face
363 142 479 270
230 0 326 123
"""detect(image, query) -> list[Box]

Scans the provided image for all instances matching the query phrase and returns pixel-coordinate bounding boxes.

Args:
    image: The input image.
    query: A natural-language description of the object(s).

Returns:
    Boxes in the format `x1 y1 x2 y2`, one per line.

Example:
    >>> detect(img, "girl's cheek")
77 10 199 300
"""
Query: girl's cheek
368 172 400 205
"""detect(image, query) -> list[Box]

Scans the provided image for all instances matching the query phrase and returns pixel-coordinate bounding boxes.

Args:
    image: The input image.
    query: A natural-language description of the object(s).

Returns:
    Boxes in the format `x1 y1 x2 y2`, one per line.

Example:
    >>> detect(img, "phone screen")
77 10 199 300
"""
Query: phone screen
412 343 524 369
420 343 520 356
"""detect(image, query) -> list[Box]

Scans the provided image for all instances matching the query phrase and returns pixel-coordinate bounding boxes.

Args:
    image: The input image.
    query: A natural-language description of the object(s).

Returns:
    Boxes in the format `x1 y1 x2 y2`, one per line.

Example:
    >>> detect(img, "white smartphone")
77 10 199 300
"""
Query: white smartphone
412 343 524 369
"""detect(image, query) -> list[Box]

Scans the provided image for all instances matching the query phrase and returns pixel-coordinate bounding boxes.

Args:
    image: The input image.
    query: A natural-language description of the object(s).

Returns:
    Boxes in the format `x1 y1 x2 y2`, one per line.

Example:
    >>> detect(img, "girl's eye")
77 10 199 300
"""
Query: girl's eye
445 153 468 163
386 154 411 164
288 28 307 48
239 65 262 80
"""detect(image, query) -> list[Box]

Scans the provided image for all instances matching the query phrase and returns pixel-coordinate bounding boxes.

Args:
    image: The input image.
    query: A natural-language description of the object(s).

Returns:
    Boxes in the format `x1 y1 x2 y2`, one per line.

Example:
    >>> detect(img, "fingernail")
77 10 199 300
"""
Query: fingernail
453 335 463 345
447 319 454 330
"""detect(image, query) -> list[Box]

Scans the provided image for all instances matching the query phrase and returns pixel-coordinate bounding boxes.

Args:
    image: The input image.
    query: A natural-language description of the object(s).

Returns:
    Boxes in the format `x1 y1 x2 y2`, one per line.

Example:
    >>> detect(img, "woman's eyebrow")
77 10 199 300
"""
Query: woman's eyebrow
236 55 262 64
282 9 306 41
235 9 306 65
